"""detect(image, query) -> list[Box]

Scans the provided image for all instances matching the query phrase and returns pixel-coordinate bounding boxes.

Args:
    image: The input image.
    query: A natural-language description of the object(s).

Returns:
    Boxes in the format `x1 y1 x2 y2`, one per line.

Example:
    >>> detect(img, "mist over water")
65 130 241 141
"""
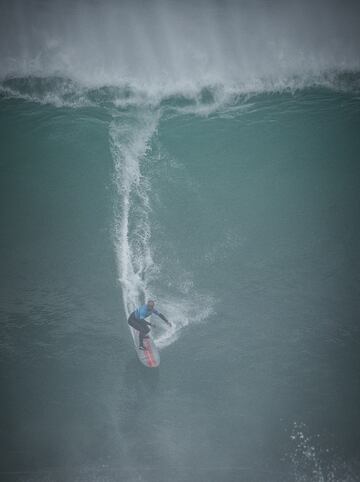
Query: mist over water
1 0 360 95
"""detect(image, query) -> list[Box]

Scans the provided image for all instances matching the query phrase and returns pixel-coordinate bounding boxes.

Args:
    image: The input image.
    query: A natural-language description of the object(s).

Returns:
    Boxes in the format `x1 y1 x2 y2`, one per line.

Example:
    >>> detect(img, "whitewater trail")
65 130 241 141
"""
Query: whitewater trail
110 109 159 313
110 107 178 348
110 106 216 349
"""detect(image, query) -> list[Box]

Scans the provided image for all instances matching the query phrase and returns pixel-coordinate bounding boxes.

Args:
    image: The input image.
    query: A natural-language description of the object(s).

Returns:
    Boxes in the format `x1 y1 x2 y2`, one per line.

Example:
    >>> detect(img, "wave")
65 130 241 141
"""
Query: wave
2 0 359 350
1 72 357 348
1 71 360 114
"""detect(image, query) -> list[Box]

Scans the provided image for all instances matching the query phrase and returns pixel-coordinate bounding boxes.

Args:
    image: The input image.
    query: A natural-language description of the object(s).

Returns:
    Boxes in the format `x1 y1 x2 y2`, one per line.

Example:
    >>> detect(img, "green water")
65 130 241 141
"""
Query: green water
1 83 360 482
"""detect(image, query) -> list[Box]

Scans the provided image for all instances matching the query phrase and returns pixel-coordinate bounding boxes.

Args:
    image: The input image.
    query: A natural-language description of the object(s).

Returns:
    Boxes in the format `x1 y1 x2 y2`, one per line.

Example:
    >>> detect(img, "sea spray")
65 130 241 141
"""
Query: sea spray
110 109 159 317
1 0 359 96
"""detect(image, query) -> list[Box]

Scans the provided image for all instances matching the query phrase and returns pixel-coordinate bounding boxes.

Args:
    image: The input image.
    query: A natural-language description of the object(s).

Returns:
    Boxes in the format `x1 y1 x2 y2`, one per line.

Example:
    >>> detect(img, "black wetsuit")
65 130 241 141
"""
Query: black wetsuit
128 305 169 348
128 311 151 348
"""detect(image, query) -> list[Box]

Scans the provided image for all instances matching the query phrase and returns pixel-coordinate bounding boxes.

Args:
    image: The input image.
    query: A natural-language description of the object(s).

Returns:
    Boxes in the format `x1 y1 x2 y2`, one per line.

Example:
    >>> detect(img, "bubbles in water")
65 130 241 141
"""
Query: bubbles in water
288 422 357 482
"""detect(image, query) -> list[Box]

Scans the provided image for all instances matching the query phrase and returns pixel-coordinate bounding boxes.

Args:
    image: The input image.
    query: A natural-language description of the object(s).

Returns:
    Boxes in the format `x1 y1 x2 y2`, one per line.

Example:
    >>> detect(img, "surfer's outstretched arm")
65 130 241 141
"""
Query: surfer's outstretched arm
153 309 171 326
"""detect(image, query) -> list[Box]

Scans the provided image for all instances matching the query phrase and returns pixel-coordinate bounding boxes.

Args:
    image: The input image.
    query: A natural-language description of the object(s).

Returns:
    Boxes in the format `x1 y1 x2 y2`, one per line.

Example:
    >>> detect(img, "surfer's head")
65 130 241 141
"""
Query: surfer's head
147 300 155 309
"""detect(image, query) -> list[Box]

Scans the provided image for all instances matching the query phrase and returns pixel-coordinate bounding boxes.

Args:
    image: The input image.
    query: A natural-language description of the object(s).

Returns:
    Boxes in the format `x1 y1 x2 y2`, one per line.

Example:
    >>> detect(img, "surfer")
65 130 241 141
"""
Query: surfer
128 300 171 350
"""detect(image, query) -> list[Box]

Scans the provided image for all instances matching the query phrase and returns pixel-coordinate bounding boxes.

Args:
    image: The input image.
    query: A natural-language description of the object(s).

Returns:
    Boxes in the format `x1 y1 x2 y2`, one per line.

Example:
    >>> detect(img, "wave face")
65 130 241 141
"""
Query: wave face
1 0 360 96
0 0 359 348
2 80 360 481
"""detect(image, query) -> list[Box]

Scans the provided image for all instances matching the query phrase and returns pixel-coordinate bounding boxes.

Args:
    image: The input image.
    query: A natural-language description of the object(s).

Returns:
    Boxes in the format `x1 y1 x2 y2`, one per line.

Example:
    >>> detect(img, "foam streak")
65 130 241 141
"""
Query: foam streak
110 110 159 327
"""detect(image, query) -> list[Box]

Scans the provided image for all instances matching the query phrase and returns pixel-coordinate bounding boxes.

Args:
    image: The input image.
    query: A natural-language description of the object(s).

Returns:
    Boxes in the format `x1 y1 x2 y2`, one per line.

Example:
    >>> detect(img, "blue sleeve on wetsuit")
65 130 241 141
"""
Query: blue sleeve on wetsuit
135 306 167 320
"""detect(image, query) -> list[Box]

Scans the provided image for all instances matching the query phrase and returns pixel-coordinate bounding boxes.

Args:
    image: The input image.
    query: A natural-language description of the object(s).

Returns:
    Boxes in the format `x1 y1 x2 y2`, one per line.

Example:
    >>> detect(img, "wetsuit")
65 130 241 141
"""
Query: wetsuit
128 305 169 348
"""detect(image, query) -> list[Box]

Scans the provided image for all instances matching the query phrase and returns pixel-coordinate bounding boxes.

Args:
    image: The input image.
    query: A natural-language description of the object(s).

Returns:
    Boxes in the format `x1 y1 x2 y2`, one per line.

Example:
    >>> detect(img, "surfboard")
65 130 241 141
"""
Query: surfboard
129 326 160 368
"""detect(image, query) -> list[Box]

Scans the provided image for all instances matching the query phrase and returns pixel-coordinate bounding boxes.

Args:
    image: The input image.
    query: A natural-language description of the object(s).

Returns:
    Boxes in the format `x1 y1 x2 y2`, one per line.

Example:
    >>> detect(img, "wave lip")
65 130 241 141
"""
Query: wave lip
1 71 360 114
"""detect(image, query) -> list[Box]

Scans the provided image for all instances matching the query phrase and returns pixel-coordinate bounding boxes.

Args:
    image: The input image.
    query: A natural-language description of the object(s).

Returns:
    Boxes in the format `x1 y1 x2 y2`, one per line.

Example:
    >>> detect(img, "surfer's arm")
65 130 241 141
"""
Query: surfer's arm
153 309 171 326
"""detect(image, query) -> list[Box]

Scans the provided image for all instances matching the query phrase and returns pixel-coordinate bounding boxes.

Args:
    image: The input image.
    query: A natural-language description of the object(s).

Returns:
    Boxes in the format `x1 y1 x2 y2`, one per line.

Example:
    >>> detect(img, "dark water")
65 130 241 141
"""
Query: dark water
1 84 360 482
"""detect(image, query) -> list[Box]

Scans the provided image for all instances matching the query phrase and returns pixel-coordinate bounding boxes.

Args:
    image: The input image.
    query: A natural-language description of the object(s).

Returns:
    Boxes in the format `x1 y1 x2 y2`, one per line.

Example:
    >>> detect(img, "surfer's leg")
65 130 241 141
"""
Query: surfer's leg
128 312 138 328
139 331 145 349
128 314 145 348
138 320 150 349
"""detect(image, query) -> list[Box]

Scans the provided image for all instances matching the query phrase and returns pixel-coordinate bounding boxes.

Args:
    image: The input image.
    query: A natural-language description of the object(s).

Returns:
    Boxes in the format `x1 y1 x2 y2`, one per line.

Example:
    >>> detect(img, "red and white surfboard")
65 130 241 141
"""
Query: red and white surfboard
130 327 160 368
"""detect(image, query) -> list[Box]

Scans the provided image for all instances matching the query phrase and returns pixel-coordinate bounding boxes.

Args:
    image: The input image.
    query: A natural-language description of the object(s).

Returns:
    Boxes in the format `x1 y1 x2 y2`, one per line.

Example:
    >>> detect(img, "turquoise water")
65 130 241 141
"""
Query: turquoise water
1 79 360 482
1 1 360 481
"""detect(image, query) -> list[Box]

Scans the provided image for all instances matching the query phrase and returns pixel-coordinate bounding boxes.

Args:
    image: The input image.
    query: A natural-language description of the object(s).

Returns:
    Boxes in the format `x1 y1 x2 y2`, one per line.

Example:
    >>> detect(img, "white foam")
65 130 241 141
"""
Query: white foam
110 109 159 323
0 78 94 108
153 293 215 349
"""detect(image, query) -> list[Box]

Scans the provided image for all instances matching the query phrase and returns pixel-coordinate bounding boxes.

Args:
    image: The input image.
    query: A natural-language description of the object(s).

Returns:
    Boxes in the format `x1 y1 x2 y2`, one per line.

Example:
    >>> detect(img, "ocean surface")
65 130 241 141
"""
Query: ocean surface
1 1 360 481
